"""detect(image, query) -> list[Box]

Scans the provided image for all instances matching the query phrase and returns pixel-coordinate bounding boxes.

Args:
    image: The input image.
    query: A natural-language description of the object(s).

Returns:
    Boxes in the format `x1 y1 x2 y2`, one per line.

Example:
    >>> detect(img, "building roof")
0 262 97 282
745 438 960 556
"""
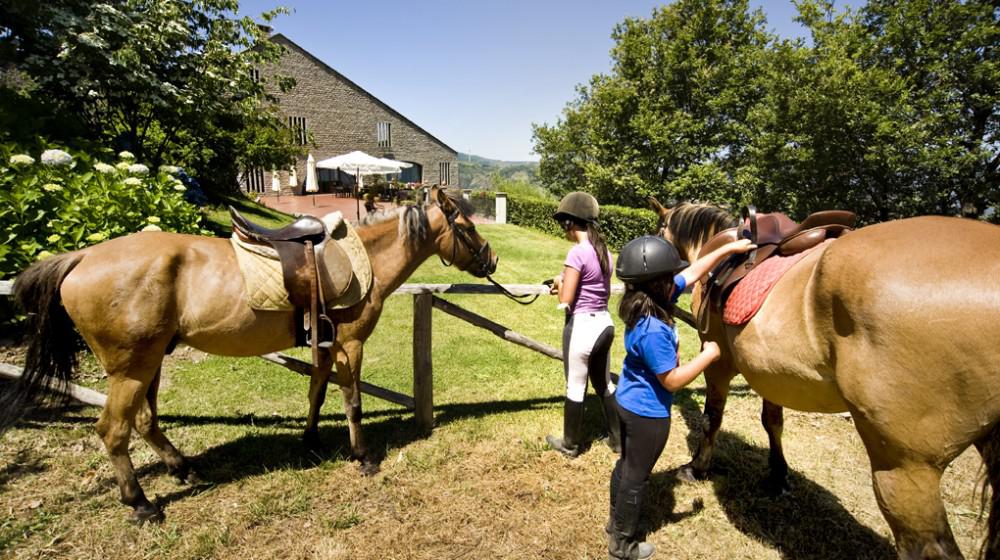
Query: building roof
270 33 457 156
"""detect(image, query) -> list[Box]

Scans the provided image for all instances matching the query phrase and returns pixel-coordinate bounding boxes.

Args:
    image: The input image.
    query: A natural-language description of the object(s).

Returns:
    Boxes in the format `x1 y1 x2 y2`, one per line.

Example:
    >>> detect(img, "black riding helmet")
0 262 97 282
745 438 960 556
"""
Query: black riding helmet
553 191 599 224
615 235 688 282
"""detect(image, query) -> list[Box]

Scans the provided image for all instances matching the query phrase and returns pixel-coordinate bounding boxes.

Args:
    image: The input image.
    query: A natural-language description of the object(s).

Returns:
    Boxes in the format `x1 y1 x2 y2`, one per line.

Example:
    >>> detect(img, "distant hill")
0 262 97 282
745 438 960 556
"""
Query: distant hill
457 153 539 190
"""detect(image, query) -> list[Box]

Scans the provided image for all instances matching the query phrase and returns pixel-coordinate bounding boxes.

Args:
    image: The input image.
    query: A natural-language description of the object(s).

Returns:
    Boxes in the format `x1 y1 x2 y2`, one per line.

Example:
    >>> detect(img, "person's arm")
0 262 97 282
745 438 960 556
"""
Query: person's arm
558 266 580 307
656 341 721 392
680 239 756 286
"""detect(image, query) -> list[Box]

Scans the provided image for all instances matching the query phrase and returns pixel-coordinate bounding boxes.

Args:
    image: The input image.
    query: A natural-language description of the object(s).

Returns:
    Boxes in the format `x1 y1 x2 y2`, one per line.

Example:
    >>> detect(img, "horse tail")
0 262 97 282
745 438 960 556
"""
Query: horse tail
0 252 85 435
978 422 1000 559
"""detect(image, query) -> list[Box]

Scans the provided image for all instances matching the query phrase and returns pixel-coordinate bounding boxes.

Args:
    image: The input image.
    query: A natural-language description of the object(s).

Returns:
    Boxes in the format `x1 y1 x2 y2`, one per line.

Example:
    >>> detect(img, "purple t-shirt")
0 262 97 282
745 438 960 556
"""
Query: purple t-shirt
565 240 612 314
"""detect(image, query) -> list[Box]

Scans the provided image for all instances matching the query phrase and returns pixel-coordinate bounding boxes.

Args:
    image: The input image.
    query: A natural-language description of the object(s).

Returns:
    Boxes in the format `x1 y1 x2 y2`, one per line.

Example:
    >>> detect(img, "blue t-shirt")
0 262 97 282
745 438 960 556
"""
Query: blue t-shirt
615 275 687 418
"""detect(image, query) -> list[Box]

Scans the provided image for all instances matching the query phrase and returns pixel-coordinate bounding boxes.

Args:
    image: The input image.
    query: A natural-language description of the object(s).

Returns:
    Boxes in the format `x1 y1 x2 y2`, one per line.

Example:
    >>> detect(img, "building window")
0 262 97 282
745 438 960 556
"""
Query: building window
377 121 391 148
250 68 260 83
439 162 451 185
288 116 307 145
243 168 265 193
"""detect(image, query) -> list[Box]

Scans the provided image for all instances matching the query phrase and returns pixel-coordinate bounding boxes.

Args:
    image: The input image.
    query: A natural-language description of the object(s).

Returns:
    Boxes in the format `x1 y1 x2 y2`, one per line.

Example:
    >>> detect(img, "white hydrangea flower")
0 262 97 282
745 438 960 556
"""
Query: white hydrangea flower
127 163 149 175
124 177 142 187
94 162 116 174
36 250 55 260
9 154 34 166
159 165 181 174
147 216 161 224
77 32 107 49
40 149 74 167
173 184 187 192
118 151 135 160
141 224 162 232
42 183 64 192
116 161 130 171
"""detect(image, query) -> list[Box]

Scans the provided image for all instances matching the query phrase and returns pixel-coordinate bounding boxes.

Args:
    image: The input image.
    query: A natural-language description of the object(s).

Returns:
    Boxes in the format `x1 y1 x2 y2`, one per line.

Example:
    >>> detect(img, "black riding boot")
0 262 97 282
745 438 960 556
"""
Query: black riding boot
602 394 622 453
607 460 623 536
608 483 655 560
546 398 584 458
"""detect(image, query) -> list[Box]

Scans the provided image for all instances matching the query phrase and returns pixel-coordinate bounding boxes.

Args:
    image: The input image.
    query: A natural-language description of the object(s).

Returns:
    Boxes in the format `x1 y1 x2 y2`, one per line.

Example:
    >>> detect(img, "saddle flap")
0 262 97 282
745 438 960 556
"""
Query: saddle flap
316 240 353 301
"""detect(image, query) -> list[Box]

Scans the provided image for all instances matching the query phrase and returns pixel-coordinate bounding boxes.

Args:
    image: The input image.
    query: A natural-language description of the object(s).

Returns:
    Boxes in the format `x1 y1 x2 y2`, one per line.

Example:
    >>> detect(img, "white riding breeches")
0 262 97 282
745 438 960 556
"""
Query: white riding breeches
563 310 615 403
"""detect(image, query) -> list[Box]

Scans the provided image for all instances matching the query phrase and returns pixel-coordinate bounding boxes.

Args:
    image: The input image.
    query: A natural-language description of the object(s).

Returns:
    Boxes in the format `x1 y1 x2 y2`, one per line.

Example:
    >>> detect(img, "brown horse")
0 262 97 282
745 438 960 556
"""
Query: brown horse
2 188 496 523
651 199 1000 559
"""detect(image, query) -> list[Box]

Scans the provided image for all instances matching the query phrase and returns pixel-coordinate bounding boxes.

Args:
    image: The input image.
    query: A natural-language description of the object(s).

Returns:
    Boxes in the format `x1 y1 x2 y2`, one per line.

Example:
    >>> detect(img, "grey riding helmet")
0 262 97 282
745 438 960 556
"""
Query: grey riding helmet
615 235 689 282
553 191 600 223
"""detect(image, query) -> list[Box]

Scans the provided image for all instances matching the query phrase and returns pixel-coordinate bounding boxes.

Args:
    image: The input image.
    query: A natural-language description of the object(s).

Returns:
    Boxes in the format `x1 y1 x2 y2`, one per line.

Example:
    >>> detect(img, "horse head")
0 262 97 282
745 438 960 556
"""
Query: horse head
429 187 497 278
648 197 737 262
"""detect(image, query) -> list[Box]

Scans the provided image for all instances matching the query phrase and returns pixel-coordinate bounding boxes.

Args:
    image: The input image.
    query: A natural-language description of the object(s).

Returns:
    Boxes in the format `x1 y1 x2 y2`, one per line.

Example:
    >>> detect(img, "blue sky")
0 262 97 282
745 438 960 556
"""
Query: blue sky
238 1 861 162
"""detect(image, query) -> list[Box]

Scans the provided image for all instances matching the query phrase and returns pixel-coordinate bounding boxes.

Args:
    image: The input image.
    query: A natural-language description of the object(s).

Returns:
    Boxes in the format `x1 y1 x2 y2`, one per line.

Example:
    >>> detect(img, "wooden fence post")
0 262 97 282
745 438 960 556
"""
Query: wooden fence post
412 292 434 432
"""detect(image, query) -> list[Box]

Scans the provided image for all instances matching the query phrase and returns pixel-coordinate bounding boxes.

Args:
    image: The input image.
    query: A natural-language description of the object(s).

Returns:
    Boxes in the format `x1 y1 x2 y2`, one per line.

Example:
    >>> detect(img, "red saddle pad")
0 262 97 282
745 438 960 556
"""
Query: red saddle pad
722 239 833 326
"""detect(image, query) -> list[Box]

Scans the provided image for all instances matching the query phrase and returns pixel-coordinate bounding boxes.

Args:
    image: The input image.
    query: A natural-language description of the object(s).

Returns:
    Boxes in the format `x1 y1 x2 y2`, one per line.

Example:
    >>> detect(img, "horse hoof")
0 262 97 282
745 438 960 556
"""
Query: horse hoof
762 477 792 497
303 432 323 452
677 464 707 483
181 471 205 486
129 503 164 525
359 459 380 477
169 464 202 485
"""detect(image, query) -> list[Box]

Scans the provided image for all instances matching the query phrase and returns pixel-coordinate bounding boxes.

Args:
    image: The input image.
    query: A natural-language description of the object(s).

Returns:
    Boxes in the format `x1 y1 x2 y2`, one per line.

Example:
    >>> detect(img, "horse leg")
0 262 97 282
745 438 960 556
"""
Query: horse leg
303 350 333 451
339 342 378 475
96 371 163 524
761 399 791 496
855 419 963 559
679 363 735 482
974 422 1000 559
133 367 195 484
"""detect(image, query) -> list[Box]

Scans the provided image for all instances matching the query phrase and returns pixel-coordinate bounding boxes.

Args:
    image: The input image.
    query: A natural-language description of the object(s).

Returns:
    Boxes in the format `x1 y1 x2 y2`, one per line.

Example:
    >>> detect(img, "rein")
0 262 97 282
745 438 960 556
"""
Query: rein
437 203 541 305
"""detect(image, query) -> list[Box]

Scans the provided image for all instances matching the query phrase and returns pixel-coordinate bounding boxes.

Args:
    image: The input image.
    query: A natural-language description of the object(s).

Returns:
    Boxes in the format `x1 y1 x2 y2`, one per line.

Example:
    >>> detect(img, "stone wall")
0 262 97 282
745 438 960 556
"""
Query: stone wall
247 34 458 196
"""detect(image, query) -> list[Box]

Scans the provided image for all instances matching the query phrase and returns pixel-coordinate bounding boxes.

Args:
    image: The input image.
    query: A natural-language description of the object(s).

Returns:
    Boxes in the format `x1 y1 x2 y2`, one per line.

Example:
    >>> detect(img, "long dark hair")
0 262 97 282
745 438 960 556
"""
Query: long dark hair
588 222 611 278
618 275 676 330
563 217 610 278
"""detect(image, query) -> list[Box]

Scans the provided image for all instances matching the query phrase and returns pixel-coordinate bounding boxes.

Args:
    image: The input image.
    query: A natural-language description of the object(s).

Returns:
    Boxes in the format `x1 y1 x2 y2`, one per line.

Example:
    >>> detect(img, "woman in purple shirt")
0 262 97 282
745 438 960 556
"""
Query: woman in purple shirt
546 192 619 458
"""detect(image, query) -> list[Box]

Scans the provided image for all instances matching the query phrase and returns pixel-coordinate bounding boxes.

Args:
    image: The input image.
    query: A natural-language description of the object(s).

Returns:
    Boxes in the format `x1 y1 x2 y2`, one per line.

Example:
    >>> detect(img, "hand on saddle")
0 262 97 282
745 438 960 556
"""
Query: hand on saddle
726 239 757 254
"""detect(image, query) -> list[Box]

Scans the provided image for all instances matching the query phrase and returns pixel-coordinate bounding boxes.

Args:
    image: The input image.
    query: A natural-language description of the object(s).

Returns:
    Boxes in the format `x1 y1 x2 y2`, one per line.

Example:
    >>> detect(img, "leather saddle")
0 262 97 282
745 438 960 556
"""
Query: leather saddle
695 206 856 332
229 206 354 354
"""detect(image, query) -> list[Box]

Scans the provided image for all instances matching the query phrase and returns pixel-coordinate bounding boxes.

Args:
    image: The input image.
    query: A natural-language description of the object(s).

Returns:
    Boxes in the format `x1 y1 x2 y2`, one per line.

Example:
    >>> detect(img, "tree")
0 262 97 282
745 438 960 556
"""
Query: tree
862 0 999 219
533 0 999 223
533 0 771 208
0 0 300 194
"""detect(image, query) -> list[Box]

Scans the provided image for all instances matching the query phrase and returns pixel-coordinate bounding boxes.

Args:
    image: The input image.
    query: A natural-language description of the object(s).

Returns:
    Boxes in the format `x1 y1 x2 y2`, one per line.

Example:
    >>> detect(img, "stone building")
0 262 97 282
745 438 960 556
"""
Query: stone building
243 33 457 195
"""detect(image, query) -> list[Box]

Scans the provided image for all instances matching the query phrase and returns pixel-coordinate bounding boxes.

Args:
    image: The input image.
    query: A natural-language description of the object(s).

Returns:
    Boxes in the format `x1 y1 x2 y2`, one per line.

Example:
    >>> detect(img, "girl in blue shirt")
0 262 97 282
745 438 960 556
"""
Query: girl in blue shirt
608 235 753 560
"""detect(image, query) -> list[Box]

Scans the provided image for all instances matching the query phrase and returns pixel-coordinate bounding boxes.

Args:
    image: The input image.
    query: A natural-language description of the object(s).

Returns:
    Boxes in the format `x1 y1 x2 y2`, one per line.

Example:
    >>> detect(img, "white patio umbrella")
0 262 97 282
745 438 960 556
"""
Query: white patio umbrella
271 169 280 192
305 153 318 193
317 151 410 220
289 164 298 188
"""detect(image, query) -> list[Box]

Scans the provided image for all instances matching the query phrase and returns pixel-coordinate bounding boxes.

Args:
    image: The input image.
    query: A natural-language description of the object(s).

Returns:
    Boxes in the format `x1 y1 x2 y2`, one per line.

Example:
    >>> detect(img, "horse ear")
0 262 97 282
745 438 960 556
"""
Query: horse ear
433 186 453 209
648 196 667 216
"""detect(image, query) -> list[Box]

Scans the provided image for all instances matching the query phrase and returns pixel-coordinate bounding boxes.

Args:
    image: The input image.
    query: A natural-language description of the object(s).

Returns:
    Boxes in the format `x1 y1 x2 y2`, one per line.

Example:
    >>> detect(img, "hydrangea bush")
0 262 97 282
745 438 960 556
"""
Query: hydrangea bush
0 144 207 279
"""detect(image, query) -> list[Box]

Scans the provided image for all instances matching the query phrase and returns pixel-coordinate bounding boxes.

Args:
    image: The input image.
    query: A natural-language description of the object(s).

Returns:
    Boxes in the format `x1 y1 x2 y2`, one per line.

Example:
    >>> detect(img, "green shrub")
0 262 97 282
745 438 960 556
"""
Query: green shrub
0 144 207 279
506 195 658 251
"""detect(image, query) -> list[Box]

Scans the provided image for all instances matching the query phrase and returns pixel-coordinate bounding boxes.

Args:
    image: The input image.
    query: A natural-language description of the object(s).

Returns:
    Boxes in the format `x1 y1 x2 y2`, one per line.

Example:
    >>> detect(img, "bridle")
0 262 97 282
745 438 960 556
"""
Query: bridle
436 202 541 305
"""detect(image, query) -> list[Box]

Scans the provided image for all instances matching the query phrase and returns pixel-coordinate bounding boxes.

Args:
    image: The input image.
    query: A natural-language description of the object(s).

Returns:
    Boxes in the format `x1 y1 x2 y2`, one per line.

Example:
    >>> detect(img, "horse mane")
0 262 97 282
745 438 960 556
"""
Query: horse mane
360 191 474 249
667 202 738 259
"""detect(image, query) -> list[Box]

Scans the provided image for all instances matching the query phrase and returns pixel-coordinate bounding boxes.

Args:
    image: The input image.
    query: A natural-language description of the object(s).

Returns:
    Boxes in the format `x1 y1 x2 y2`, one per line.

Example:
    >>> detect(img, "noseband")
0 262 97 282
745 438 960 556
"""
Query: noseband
436 203 540 305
